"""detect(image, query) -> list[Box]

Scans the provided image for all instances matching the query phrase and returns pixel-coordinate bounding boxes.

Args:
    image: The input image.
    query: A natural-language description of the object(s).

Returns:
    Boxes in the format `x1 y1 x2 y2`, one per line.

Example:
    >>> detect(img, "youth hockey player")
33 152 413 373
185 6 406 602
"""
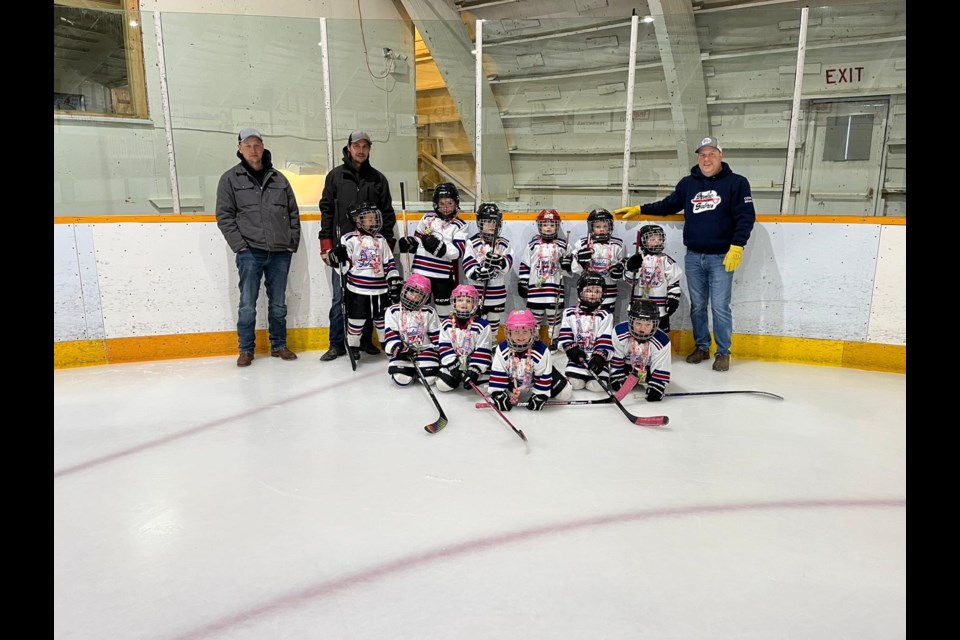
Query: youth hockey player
518 209 570 349
609 299 672 402
624 224 683 333
435 284 494 393
462 202 513 334
568 207 626 313
556 270 615 393
383 274 441 387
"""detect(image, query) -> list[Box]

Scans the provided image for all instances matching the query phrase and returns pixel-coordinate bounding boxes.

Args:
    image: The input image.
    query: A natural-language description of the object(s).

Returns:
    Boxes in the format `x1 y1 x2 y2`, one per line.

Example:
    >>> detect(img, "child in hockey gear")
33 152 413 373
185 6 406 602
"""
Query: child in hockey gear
557 270 615 393
326 202 400 360
383 274 441 387
396 182 469 317
462 202 513 334
624 224 683 333
436 284 494 393
569 208 626 313
488 309 572 412
609 299 672 402
518 209 570 348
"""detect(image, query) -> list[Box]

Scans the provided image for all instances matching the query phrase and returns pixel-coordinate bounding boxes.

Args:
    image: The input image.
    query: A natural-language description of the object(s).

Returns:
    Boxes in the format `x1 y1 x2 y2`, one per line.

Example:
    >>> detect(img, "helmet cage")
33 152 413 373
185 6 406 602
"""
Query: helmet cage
536 209 561 240
640 225 665 255
433 183 460 219
400 278 431 311
628 300 660 341
349 203 382 235
451 285 480 320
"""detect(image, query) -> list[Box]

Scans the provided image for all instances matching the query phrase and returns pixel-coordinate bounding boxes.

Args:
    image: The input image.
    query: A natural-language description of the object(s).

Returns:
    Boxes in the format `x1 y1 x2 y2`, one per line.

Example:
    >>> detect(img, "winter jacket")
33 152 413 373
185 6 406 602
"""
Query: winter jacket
640 162 755 254
215 150 301 253
318 146 396 253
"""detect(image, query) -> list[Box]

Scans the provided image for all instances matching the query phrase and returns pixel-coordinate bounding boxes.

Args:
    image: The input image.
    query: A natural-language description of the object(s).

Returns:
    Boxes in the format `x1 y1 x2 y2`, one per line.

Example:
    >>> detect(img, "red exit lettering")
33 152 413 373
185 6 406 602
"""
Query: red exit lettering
825 66 865 84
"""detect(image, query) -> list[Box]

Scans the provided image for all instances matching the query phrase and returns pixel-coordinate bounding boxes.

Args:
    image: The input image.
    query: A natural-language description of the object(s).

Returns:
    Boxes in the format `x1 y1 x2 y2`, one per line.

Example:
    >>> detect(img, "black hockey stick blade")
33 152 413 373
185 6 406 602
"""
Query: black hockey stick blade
588 369 669 427
476 397 613 409
467 381 527 442
664 390 784 400
411 358 449 434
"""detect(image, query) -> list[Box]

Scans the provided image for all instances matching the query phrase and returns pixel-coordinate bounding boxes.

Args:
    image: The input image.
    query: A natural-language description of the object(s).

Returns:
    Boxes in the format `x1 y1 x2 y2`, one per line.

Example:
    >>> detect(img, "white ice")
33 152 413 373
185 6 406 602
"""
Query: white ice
54 353 906 640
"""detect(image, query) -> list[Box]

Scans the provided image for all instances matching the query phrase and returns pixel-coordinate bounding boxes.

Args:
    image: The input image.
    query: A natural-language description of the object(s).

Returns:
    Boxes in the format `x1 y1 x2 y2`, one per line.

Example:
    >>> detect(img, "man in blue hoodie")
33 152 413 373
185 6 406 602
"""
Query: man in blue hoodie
615 136 755 372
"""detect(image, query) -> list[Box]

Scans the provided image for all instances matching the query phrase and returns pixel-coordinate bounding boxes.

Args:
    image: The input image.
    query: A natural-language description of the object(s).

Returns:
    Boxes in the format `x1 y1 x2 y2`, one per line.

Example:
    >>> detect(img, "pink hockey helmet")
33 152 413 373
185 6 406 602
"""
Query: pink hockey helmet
450 284 481 320
504 309 538 351
401 274 432 311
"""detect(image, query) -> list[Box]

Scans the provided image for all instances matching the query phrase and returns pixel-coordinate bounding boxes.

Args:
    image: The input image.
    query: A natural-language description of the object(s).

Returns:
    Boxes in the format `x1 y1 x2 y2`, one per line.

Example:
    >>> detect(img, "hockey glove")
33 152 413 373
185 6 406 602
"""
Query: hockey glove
665 297 680 316
609 370 627 392
559 254 573 273
527 394 548 411
387 276 404 304
626 252 643 272
723 245 744 272
473 267 493 283
607 261 625 280
392 343 414 361
421 233 446 257
484 252 507 271
517 280 529 299
587 352 608 375
438 365 464 389
565 345 587 365
462 366 482 390
576 246 594 267
397 236 419 254
645 386 664 402
328 244 349 267
491 390 513 412
613 205 641 220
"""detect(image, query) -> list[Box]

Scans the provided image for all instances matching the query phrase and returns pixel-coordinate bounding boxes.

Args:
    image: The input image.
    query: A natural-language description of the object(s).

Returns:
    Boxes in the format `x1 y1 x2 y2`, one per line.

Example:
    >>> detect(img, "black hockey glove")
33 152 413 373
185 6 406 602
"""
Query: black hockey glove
609 369 627 392
387 276 403 304
328 244 349 267
527 394 548 411
462 366 482 390
491 390 513 412
576 246 594 267
587 352 608 375
485 252 507 271
421 233 446 257
665 297 680 316
517 280 529 299
397 236 419 254
437 365 463 389
626 252 643 272
645 386 664 402
565 345 587 365
473 267 493 283
607 261 625 280
559 254 573 273
392 343 414 361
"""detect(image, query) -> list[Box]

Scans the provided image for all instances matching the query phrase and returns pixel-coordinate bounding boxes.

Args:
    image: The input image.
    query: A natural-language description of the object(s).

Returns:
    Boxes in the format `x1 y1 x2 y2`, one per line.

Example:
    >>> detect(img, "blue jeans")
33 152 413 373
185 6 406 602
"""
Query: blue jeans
236 248 292 353
684 251 734 356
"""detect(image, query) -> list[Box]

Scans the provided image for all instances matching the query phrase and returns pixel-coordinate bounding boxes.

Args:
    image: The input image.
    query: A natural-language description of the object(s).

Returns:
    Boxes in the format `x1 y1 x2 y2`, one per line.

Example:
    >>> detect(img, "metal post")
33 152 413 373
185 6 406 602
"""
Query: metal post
319 18 335 172
781 7 809 213
152 11 181 214
475 19 484 207
621 14 640 208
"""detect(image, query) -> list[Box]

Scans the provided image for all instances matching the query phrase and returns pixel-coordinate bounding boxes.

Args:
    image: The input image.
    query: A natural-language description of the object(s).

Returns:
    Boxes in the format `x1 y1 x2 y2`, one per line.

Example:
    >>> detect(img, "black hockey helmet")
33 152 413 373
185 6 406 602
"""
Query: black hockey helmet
475 202 503 243
628 299 660 341
348 201 381 235
640 224 666 255
587 208 614 243
576 270 606 311
432 183 460 219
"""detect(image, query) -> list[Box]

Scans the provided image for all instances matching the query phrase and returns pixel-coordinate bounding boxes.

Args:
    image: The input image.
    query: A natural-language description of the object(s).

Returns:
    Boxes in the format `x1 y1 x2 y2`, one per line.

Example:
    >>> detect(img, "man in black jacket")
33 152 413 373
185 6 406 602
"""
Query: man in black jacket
318 130 396 360
216 128 301 367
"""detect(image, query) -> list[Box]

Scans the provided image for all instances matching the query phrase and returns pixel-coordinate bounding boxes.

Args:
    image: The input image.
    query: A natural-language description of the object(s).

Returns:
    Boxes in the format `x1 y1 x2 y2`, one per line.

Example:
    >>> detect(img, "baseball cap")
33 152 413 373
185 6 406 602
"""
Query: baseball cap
695 136 722 153
238 128 263 143
348 130 372 145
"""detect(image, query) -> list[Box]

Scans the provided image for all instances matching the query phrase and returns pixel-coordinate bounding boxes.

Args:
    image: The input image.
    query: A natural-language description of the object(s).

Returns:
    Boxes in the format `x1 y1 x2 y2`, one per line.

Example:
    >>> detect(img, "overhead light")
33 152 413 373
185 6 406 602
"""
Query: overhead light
641 16 655 23
129 20 139 28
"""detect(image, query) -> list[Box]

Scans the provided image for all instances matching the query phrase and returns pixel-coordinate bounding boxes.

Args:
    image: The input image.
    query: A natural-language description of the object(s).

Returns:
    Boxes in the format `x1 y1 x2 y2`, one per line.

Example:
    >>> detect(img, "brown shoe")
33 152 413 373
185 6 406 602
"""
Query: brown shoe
686 348 710 364
237 351 254 367
271 347 298 361
712 354 730 372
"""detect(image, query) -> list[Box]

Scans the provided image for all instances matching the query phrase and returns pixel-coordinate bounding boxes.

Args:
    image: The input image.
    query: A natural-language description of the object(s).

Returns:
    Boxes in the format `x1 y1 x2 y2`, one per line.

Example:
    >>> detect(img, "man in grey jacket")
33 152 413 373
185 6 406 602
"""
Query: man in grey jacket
216 128 301 367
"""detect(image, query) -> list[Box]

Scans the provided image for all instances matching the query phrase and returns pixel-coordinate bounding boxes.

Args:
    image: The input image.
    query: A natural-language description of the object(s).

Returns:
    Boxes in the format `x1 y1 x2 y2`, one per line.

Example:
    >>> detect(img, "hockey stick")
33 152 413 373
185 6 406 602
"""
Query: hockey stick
334 202 357 372
629 229 643 303
400 182 411 276
478 224 500 312
665 390 784 400
410 352 449 434
479 389 785 405
588 369 669 427
476 397 614 409
549 229 573 346
467 380 527 442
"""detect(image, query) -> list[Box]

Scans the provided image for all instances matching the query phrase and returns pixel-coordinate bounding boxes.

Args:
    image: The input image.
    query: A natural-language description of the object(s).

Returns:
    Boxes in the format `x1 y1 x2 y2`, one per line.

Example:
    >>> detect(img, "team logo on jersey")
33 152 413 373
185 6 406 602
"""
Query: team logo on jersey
691 190 721 213
356 245 382 273
641 263 665 287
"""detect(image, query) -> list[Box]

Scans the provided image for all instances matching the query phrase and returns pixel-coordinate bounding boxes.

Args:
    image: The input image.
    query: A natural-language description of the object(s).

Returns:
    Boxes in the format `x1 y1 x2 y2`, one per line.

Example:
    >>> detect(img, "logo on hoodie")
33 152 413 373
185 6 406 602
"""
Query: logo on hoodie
691 190 721 214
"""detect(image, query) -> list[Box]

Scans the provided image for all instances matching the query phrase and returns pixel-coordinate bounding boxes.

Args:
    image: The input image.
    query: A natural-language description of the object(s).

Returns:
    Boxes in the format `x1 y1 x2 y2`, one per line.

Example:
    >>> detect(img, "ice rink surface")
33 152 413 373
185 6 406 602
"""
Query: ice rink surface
54 352 906 640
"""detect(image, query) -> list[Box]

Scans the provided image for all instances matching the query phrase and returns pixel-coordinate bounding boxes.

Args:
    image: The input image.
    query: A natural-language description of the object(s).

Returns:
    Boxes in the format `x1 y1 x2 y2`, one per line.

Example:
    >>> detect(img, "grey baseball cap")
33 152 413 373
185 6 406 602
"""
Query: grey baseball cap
695 136 722 153
348 130 372 145
238 128 263 143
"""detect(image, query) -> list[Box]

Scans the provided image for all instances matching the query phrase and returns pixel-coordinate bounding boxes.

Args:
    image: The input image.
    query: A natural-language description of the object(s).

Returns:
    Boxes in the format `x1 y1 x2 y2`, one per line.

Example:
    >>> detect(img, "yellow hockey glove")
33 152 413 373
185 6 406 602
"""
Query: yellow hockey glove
613 205 641 220
723 245 744 272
